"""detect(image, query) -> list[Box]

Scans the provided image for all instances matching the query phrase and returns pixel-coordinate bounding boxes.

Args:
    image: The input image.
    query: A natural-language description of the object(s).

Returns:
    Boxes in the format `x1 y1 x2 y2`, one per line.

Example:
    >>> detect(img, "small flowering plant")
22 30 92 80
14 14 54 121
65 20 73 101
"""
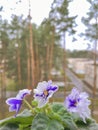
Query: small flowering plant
0 80 98 130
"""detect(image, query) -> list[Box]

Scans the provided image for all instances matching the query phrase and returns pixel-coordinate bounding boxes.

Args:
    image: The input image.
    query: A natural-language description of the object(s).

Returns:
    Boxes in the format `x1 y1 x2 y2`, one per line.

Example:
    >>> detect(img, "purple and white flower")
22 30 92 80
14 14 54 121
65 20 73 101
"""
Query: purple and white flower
6 89 31 117
64 88 91 123
33 80 58 108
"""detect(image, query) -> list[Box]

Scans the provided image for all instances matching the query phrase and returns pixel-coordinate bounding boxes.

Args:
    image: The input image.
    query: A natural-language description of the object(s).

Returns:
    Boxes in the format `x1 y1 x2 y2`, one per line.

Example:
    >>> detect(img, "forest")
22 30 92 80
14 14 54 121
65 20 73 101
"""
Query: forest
0 0 98 91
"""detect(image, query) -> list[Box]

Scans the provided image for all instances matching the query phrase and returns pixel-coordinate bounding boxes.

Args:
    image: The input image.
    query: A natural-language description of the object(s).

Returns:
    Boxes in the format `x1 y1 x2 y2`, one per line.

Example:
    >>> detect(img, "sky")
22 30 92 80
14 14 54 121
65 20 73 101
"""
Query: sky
66 0 90 51
0 0 53 25
0 0 91 51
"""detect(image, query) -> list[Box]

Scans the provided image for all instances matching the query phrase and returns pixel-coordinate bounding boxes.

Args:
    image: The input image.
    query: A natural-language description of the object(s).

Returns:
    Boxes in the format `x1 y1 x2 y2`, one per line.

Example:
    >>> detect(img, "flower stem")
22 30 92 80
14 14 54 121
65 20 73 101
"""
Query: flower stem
23 99 34 113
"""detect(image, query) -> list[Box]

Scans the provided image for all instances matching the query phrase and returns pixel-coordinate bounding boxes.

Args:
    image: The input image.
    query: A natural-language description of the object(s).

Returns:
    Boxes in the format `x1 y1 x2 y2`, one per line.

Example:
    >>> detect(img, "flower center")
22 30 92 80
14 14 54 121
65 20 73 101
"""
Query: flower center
43 90 48 96
70 99 77 107
74 101 77 106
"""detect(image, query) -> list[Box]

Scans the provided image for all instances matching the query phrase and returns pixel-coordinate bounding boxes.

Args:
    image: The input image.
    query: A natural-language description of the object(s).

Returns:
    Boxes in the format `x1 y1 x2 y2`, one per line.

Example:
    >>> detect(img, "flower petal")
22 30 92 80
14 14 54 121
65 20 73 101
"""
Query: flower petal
33 80 59 108
64 88 91 123
6 98 22 105
16 89 32 99
35 96 48 108
6 98 22 116
5 89 31 117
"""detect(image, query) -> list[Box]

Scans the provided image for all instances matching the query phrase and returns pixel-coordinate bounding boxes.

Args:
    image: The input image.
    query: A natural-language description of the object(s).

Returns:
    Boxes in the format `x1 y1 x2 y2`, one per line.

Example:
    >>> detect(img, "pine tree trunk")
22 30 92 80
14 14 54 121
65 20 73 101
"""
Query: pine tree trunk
48 26 55 79
91 17 98 117
63 32 66 96
26 39 31 88
35 44 40 84
16 47 22 86
29 18 35 88
46 44 50 80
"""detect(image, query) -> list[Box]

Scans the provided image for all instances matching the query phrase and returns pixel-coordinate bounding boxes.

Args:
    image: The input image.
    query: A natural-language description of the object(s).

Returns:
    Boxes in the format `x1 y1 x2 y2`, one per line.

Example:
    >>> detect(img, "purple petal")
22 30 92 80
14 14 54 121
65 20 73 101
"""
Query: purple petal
6 98 22 116
69 99 77 108
34 80 59 108
9 104 17 111
64 87 91 123
6 98 22 105
35 93 43 97
47 85 58 91
6 89 31 117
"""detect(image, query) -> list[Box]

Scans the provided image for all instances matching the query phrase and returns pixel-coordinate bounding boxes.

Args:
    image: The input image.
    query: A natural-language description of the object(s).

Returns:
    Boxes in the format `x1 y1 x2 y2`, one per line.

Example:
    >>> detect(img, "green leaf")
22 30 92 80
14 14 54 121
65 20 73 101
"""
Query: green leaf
0 109 33 130
51 102 66 113
78 119 98 130
31 113 64 130
51 102 78 130
0 123 18 130
76 118 91 127
19 124 31 130
61 115 78 130
51 103 98 130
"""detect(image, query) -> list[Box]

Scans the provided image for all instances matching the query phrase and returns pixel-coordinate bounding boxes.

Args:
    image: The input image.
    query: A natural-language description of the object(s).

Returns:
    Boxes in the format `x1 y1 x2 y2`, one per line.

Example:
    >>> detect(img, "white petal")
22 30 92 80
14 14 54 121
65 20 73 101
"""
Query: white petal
37 81 48 92
38 99 48 108
16 89 31 99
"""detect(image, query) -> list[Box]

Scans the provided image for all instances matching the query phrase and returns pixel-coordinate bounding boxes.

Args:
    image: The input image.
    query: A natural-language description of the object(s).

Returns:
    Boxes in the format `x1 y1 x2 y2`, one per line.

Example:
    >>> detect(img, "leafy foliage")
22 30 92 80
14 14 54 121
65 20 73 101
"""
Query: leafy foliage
0 109 33 130
0 0 77 90
0 103 98 130
0 13 65 89
31 113 64 130
67 50 92 58
81 0 98 44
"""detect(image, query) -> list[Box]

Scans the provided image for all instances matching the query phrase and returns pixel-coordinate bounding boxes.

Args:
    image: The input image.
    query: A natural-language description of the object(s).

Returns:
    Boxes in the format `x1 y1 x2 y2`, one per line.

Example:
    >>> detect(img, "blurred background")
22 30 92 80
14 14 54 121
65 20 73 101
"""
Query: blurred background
0 0 98 122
